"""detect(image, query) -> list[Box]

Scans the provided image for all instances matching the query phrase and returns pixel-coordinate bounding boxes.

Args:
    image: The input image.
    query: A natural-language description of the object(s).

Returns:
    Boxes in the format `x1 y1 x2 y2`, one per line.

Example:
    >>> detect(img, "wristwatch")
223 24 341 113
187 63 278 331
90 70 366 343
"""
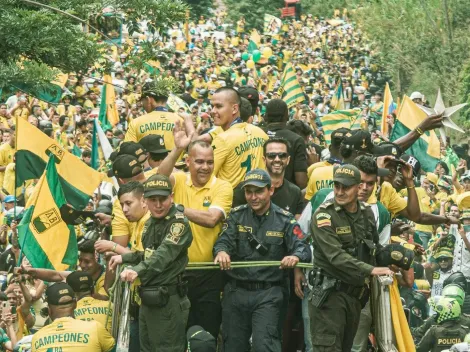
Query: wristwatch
176 204 185 213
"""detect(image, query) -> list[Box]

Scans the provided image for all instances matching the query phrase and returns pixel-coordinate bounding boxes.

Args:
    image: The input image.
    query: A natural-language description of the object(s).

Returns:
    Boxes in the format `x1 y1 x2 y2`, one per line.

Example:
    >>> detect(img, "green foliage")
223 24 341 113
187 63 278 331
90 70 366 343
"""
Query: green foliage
224 0 284 30
301 0 351 18
143 76 181 97
184 0 213 19
351 0 470 139
0 0 187 90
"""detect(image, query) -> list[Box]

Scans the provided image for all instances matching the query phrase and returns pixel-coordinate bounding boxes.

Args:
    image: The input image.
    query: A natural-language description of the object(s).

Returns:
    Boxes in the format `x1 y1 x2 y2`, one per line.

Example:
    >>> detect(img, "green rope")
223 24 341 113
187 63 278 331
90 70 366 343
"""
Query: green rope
186 261 312 270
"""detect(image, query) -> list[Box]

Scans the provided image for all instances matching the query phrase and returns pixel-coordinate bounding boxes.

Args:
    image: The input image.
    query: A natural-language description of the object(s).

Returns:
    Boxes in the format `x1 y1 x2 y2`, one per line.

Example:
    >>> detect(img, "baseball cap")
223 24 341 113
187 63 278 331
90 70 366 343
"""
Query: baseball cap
66 271 93 293
410 91 424 101
238 86 259 115
401 154 421 178
434 248 454 260
187 325 216 352
143 174 172 198
107 155 143 178
242 169 271 188
438 176 452 192
426 172 439 186
4 196 15 203
110 142 147 164
46 282 75 305
333 164 361 186
375 142 402 160
341 130 380 154
139 135 169 154
331 127 350 148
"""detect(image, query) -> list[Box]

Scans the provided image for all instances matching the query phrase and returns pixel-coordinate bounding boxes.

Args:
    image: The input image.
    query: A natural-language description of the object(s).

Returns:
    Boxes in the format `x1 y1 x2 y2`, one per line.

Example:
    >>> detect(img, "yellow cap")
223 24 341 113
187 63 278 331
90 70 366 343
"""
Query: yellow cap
426 172 438 186
457 191 470 210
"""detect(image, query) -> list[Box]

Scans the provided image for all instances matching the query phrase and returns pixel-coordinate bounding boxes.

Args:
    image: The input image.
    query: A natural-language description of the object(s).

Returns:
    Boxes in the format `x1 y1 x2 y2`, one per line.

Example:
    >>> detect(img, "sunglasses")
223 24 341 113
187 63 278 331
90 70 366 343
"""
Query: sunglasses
266 152 288 160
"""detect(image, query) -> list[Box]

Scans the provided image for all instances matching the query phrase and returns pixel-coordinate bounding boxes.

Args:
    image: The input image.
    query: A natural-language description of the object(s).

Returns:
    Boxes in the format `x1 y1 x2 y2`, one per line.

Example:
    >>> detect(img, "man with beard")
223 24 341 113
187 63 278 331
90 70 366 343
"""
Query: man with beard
233 138 304 218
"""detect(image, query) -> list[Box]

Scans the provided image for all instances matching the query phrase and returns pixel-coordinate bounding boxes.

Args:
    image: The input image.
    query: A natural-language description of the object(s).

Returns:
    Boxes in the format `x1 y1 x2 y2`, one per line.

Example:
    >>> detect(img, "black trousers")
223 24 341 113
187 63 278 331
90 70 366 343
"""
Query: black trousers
221 281 286 352
309 290 362 352
185 269 223 339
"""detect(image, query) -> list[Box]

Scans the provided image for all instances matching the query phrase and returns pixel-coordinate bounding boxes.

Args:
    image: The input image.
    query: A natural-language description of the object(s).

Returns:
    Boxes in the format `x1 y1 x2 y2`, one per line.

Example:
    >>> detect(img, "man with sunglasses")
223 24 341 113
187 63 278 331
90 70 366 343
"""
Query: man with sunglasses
233 138 304 218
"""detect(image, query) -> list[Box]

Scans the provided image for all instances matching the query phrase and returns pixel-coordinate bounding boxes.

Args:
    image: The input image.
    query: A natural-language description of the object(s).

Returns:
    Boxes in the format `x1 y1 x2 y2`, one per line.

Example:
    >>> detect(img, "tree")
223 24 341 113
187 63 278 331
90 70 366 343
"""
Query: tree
184 0 213 20
0 0 187 91
224 0 284 31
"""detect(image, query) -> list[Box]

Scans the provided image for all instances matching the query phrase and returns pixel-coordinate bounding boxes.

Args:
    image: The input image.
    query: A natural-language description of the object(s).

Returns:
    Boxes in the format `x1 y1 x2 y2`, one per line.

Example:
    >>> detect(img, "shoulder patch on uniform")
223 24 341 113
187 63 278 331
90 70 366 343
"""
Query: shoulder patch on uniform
433 271 440 280
316 212 331 220
166 223 185 244
292 225 305 239
175 212 185 219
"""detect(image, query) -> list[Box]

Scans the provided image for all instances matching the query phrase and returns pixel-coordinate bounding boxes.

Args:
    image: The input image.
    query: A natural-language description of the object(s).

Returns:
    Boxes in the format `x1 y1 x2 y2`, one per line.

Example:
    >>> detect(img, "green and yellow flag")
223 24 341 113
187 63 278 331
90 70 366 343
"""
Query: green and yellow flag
18 156 78 271
320 109 362 145
278 63 305 108
390 96 440 172
330 78 345 110
16 116 104 209
98 74 119 131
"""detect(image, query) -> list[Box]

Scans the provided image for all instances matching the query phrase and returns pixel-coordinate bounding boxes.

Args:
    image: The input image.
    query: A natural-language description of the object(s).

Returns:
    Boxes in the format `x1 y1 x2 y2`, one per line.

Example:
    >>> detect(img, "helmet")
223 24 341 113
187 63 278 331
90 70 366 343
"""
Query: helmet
443 284 466 307
444 272 468 293
409 291 429 320
429 296 461 324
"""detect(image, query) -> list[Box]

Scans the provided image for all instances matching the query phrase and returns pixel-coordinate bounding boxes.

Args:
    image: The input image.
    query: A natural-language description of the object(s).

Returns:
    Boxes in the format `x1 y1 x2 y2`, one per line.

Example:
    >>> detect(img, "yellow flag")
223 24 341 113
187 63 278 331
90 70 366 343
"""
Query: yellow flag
16 116 104 209
18 157 78 270
381 82 393 135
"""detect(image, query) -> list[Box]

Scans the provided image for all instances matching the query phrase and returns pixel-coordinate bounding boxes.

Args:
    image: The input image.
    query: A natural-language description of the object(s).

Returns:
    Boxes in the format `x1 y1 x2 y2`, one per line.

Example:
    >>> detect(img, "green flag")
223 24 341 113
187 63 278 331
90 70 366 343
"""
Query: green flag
91 119 99 170
278 63 305 108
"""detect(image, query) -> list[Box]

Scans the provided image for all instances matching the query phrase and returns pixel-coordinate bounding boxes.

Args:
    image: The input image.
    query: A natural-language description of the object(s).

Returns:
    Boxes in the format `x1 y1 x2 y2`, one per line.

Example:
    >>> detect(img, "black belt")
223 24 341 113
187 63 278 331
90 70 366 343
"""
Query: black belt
231 280 282 291
335 281 367 299
139 284 179 296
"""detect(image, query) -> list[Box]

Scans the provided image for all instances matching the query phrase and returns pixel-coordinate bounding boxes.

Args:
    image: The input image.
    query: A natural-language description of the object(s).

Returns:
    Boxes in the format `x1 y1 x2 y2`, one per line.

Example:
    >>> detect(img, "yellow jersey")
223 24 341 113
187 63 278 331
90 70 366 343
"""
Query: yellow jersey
377 181 407 218
0 144 15 188
74 297 113 332
94 269 107 298
305 165 334 201
111 199 131 240
400 187 436 233
124 111 183 151
129 211 150 251
32 317 115 352
212 122 268 188
307 160 333 178
173 173 233 262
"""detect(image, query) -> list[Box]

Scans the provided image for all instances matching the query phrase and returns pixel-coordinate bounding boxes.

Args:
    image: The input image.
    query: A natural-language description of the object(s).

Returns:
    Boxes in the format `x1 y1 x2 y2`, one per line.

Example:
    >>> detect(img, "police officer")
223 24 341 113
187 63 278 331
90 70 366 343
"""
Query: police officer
109 174 192 352
309 164 394 351
417 296 469 352
32 282 115 352
213 169 311 352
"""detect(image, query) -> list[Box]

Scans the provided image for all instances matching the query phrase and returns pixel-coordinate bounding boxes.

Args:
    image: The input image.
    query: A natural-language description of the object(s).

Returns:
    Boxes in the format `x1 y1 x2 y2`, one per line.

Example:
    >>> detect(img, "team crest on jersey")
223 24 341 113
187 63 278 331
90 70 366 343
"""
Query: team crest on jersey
203 196 212 207
433 271 440 280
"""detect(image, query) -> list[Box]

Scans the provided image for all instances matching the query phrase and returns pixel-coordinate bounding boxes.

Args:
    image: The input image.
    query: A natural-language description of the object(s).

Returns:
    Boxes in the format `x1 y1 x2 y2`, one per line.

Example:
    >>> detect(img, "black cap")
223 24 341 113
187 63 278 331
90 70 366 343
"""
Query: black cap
341 130 379 154
139 135 169 154
331 127 350 148
376 243 414 271
187 325 216 352
144 174 172 197
107 155 143 178
238 86 259 115
46 282 75 305
401 154 421 177
333 164 361 186
110 142 147 164
375 142 402 159
66 271 93 293
242 169 271 188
